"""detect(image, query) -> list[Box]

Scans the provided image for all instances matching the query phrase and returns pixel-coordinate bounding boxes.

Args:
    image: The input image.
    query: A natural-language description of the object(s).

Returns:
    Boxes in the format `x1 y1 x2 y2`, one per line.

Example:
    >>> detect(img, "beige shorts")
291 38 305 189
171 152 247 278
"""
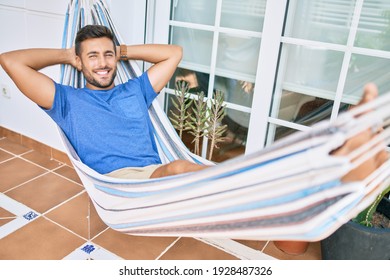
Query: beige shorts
105 164 162 179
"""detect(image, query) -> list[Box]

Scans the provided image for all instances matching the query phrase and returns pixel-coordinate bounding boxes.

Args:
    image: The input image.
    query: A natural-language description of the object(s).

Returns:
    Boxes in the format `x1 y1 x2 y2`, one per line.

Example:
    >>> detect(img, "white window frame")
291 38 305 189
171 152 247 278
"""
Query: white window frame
245 0 288 154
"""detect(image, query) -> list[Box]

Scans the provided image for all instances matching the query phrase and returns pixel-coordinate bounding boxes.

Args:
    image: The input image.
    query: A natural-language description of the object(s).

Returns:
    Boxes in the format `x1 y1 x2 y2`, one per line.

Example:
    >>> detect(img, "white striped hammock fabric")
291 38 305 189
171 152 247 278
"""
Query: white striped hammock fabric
58 0 390 242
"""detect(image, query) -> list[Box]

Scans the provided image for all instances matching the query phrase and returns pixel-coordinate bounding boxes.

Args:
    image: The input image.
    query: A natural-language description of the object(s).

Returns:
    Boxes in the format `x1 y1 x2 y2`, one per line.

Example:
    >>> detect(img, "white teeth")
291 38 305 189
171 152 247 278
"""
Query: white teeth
96 70 109 75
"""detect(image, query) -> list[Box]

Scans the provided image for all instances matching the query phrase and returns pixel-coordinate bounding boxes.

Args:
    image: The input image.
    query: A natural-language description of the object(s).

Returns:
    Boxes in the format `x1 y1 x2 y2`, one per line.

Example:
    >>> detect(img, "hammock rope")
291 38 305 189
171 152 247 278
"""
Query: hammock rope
58 0 390 241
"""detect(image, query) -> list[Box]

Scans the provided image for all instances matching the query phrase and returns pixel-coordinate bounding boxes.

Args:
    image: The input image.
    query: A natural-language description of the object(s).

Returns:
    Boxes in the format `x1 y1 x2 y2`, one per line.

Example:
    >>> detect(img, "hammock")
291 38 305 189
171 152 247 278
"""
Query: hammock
58 0 390 242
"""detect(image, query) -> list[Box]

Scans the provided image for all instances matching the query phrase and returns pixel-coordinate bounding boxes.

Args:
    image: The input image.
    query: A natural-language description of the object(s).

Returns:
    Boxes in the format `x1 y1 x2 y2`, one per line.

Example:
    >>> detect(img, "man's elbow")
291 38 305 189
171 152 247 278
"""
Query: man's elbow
174 45 183 60
0 53 5 69
0 52 12 72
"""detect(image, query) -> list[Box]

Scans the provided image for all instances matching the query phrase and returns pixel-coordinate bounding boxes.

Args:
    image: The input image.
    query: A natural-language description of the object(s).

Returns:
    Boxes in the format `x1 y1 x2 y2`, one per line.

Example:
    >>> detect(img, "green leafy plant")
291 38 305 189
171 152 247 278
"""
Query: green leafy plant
353 186 390 227
170 81 227 159
206 90 227 160
186 91 208 156
169 80 193 139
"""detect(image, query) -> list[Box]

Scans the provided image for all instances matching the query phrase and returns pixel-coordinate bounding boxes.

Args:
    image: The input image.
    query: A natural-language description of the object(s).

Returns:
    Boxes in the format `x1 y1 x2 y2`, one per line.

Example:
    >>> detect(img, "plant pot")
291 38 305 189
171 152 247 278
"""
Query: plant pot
273 241 309 255
321 197 390 260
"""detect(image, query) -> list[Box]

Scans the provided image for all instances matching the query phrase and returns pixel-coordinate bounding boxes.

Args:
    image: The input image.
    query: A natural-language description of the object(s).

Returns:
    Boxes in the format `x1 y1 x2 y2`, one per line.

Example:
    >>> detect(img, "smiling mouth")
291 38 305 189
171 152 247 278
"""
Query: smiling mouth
95 69 111 76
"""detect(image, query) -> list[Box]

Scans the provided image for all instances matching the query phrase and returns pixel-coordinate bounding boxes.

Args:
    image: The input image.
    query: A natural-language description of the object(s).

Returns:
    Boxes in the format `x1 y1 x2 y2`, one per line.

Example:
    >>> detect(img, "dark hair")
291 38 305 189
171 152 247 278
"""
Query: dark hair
75 24 115 55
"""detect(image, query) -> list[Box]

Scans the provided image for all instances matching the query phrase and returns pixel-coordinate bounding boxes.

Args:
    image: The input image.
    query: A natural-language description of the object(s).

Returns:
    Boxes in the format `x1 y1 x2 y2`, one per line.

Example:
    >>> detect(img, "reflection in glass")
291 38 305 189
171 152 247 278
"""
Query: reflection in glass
170 26 213 68
275 91 334 126
282 44 344 94
214 107 249 162
269 124 299 143
284 0 356 44
220 0 266 32
165 86 248 162
215 77 253 157
355 1 390 51
214 76 254 108
344 54 390 102
167 70 252 161
216 33 260 77
171 0 217 25
169 71 254 135
271 91 350 142
221 108 250 147
168 67 209 94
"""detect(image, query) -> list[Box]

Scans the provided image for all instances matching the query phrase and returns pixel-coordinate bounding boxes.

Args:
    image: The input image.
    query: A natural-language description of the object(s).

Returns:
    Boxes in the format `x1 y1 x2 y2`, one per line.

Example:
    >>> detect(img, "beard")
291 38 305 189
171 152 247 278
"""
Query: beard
84 68 117 89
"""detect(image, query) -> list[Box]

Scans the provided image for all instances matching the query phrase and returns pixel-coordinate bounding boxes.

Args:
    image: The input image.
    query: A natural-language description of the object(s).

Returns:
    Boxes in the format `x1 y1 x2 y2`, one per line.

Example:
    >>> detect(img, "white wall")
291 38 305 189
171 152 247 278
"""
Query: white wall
109 0 146 46
0 0 146 151
0 0 68 150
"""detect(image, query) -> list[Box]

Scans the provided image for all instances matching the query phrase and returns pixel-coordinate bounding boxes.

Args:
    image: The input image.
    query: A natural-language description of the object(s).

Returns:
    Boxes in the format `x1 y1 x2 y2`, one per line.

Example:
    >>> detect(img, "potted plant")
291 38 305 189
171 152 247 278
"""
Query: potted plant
169 80 227 160
320 186 390 259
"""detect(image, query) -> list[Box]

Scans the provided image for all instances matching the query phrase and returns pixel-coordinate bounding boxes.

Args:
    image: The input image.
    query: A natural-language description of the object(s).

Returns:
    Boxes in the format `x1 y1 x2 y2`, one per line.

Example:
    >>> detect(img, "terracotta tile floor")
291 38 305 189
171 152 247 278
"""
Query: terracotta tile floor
0 136 322 260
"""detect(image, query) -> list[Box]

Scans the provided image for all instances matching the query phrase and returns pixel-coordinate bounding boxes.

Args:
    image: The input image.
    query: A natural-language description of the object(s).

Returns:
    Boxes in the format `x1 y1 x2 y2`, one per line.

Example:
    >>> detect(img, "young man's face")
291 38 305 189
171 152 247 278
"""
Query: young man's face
76 37 117 90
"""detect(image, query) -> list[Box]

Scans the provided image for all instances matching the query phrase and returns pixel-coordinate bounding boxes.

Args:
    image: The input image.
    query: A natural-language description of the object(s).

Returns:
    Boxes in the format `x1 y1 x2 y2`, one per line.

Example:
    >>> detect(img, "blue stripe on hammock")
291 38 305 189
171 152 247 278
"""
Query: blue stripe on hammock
152 126 175 162
60 3 70 84
80 7 85 26
95 2 110 27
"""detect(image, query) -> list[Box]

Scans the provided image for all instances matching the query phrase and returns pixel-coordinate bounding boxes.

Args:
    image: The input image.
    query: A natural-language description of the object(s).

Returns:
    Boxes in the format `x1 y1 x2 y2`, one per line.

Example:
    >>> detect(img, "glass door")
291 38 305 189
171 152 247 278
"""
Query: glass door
149 0 390 160
266 0 390 145
165 0 267 162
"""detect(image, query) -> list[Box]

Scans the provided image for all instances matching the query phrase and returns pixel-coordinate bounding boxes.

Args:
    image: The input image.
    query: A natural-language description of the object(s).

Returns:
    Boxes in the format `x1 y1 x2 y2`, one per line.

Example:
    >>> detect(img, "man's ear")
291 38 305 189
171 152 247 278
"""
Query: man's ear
75 56 82 71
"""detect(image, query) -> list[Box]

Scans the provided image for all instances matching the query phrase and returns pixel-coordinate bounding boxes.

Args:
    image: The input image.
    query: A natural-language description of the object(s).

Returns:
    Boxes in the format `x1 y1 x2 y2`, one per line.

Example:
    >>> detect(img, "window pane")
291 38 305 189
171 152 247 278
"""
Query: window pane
284 0 357 44
170 26 213 70
223 108 250 143
217 76 252 148
281 44 344 94
215 78 252 157
268 124 300 143
274 91 334 126
220 0 266 32
355 1 390 51
215 76 254 108
216 33 261 78
171 0 217 25
169 67 210 94
344 54 390 102
215 108 249 161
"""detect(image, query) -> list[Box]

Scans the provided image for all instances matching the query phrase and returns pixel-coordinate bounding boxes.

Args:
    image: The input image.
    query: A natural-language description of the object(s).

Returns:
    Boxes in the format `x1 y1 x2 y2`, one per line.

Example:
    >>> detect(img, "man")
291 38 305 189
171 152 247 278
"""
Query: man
0 25 387 182
0 25 207 179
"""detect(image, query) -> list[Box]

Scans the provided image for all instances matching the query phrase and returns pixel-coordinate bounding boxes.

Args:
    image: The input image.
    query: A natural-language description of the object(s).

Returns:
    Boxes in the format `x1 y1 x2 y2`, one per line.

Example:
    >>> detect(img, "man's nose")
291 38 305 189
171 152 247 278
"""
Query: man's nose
97 55 108 68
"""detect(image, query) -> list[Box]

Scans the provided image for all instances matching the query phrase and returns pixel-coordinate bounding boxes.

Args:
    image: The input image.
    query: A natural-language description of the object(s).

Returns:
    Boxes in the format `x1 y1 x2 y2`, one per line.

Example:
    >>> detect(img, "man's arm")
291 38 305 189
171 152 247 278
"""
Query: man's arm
0 48 75 109
120 44 182 93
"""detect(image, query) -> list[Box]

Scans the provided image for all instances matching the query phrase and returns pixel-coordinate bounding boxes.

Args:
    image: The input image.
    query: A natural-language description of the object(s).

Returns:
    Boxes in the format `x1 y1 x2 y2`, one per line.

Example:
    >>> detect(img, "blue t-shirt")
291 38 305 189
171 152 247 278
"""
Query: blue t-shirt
44 72 161 174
